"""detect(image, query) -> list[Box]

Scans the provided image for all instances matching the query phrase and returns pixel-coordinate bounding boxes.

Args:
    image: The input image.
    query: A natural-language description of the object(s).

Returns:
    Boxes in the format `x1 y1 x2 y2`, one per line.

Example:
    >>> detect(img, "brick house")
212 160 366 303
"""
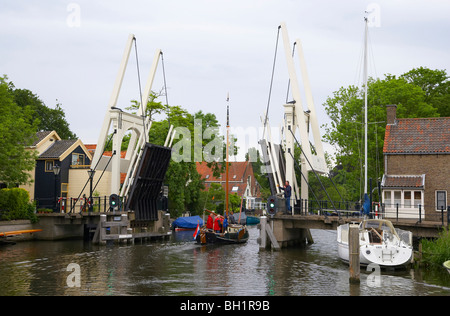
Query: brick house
381 104 450 220
196 161 262 209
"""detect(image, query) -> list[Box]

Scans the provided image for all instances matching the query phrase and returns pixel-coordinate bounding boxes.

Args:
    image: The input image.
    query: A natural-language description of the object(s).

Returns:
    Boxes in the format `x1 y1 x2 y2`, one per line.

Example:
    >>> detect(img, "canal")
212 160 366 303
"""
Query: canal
0 226 449 296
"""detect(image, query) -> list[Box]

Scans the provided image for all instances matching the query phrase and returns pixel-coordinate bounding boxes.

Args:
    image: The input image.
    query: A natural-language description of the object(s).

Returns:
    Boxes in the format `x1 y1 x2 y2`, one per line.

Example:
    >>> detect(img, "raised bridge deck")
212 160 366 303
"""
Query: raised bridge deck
273 213 448 239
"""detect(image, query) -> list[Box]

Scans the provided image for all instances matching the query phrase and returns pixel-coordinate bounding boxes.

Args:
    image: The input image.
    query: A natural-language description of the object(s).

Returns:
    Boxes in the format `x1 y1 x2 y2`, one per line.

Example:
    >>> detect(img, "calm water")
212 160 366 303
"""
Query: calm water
0 226 449 296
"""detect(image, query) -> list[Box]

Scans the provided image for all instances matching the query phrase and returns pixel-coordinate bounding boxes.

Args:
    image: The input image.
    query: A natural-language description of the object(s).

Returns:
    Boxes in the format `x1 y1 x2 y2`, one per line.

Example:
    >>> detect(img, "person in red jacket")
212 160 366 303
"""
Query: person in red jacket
213 215 223 233
206 213 214 230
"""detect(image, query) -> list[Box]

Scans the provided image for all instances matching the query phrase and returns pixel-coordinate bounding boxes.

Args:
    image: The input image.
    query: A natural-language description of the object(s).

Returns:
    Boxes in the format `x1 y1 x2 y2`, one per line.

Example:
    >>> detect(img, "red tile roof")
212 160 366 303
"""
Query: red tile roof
196 161 250 182
196 161 261 197
383 117 450 154
382 174 425 189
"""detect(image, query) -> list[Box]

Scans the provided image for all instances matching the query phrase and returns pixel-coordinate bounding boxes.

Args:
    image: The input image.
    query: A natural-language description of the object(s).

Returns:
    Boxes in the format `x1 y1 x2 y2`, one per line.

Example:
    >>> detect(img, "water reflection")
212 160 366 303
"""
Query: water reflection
0 226 449 296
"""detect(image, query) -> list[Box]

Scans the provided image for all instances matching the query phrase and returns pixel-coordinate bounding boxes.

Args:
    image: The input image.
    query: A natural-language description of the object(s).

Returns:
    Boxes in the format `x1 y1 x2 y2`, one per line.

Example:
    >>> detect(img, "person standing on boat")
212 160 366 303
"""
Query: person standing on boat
206 213 214 230
278 181 292 213
213 215 222 233
229 211 236 224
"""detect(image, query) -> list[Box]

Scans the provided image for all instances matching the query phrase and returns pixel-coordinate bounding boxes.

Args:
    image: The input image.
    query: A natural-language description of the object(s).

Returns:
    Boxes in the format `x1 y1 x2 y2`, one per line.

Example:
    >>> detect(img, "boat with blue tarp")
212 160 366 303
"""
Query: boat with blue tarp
172 215 203 231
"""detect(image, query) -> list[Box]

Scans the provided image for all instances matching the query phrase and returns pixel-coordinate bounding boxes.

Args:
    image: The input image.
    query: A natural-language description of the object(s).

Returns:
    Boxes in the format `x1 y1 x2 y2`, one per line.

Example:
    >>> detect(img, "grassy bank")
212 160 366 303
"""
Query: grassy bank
420 228 450 267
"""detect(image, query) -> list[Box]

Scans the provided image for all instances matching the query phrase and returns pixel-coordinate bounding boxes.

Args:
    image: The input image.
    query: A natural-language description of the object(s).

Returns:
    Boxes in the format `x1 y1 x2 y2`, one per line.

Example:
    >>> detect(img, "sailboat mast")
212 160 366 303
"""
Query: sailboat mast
363 17 369 196
225 94 230 217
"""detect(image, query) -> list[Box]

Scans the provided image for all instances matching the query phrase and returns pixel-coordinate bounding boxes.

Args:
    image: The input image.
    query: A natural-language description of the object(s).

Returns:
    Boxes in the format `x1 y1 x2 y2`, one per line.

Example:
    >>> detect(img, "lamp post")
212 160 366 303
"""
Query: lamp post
53 164 61 212
87 169 96 213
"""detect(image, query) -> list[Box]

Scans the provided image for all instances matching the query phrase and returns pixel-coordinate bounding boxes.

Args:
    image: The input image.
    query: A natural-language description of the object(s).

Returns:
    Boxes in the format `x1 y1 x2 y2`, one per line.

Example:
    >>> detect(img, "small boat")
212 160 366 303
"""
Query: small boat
196 102 249 245
337 219 413 267
0 229 42 237
0 229 42 246
246 215 260 225
172 216 203 231
444 261 450 274
196 225 249 244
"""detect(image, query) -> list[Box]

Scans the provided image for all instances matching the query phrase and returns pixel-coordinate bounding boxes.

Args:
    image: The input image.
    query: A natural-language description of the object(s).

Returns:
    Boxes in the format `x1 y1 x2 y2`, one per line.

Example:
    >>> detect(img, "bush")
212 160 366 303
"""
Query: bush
421 228 450 266
0 188 38 223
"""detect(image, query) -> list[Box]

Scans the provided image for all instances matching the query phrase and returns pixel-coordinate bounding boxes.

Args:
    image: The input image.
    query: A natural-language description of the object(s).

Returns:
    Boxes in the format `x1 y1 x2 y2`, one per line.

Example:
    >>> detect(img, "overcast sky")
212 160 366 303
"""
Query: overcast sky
1 0 449 160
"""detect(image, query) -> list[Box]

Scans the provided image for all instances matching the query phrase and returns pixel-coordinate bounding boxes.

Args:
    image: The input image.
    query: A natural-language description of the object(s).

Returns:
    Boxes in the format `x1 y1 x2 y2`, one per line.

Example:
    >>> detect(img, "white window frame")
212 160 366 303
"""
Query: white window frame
382 189 424 219
436 190 447 211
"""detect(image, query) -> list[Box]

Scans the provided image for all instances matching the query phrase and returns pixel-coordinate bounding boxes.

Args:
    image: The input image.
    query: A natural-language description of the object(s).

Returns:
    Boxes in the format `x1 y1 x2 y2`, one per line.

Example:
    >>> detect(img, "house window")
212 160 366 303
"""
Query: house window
71 153 84 167
61 183 69 196
383 189 424 219
394 191 401 207
404 191 412 208
414 191 422 208
436 191 447 211
45 160 55 172
231 186 239 192
384 191 392 207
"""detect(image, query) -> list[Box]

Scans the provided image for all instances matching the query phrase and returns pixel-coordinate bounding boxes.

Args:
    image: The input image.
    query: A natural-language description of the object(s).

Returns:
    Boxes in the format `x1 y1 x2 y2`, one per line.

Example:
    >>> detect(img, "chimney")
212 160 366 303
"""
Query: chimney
386 104 397 125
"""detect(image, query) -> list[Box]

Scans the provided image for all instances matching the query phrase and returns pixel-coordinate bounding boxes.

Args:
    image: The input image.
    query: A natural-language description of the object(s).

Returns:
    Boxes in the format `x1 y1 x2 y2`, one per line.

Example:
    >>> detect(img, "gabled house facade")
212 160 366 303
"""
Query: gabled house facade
196 161 262 209
19 131 62 200
33 132 93 210
19 131 129 211
381 105 450 220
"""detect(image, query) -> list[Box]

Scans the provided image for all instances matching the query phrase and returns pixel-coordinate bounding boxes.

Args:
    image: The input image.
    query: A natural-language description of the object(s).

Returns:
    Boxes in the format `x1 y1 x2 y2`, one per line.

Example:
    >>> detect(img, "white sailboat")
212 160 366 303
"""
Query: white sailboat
336 17 413 267
337 219 413 266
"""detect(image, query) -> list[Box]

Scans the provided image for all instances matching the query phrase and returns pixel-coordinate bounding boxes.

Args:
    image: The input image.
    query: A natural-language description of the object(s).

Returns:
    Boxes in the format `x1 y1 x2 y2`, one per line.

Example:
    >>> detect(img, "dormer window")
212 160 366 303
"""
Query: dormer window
71 153 85 166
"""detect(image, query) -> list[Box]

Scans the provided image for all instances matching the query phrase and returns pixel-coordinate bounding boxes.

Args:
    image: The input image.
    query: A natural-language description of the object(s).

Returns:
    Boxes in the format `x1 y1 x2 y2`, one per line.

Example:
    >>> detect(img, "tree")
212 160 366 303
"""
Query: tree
0 76 38 187
323 68 446 201
401 67 450 117
12 87 76 139
136 94 229 217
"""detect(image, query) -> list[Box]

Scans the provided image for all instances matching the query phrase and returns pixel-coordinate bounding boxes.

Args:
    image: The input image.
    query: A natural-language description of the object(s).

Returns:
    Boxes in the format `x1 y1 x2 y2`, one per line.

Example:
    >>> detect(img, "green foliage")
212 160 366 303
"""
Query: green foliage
138 94 228 217
0 76 38 187
0 188 38 223
11 84 76 139
323 67 449 201
0 75 77 187
198 183 224 213
421 229 450 266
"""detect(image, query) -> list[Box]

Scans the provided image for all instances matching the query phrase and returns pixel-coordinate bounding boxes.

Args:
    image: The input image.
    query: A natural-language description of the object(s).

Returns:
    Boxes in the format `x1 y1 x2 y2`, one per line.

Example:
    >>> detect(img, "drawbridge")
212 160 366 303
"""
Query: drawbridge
89 34 175 222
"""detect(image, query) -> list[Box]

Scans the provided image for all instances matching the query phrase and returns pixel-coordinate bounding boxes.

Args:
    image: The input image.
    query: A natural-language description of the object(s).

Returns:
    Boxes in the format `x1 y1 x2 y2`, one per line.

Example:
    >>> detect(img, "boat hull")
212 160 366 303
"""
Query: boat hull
337 220 413 267
246 215 260 225
337 241 412 267
196 226 249 245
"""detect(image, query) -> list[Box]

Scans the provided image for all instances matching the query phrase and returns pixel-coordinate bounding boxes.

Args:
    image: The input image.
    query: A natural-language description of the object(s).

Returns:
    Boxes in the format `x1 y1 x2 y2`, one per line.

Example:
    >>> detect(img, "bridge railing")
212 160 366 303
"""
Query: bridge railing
35 196 126 213
291 199 449 225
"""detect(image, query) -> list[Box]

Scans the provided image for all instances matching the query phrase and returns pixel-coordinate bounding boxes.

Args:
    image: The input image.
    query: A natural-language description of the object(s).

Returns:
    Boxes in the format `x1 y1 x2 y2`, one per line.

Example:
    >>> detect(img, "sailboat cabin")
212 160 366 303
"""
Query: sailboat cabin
381 104 450 221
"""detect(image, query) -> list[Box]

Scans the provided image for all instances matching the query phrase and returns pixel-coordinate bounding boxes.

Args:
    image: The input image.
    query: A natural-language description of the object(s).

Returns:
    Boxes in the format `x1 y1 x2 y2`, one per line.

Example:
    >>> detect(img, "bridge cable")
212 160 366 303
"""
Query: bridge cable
288 127 339 214
327 173 345 203
287 150 323 215
69 133 115 213
133 37 148 143
262 26 281 139
160 51 171 128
